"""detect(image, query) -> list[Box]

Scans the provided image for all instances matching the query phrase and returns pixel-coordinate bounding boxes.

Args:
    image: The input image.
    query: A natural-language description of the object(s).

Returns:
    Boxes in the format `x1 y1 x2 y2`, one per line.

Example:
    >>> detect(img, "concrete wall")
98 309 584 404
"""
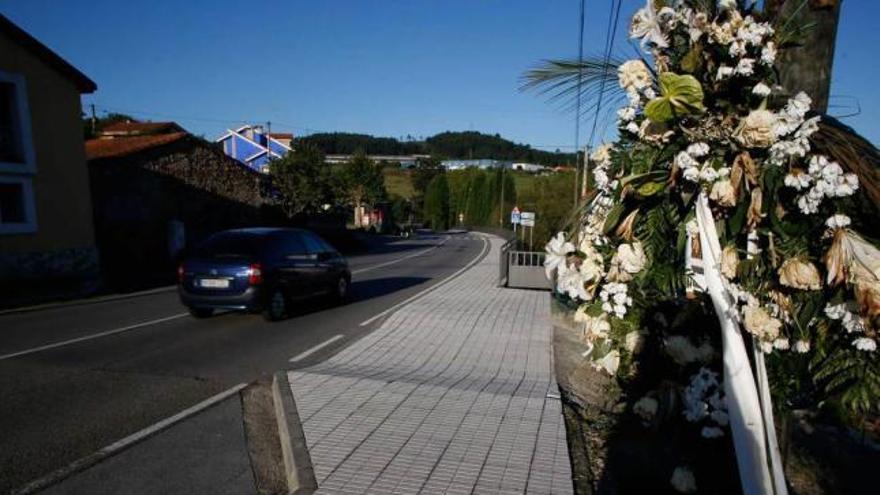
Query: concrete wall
0 34 97 280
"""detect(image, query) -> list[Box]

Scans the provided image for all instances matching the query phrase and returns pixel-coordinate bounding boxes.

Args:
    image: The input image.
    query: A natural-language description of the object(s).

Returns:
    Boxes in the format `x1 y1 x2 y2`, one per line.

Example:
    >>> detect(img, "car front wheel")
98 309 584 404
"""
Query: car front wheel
334 276 350 304
262 289 287 321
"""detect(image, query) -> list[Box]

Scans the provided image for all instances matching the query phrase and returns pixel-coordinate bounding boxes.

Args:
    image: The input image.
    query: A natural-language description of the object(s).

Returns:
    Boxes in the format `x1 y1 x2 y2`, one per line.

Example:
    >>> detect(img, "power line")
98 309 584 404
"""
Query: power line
90 104 325 134
587 0 623 151
573 0 586 206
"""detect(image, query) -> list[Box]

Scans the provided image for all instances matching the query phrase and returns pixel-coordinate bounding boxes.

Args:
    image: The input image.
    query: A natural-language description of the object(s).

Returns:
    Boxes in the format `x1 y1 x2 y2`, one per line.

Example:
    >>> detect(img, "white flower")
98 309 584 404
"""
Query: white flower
701 426 724 439
761 42 777 66
626 122 640 135
634 396 659 421
599 282 632 319
773 338 790 351
671 467 697 494
544 232 574 278
618 60 653 93
617 242 647 274
752 82 772 97
716 65 734 80
721 245 739 279
853 337 877 352
617 106 637 122
630 0 668 48
717 0 737 11
784 170 811 191
793 340 811 353
591 350 620 376
735 58 756 76
557 267 589 301
686 142 710 157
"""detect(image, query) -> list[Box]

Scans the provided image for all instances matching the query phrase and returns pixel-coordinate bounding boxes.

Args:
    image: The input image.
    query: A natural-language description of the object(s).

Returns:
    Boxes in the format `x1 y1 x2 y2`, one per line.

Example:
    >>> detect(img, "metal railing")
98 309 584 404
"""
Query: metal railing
499 241 550 290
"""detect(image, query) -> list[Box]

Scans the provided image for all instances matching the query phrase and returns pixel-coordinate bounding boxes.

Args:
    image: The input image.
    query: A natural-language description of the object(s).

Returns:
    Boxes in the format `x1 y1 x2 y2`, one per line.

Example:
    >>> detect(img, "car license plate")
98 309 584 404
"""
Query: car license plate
199 278 229 288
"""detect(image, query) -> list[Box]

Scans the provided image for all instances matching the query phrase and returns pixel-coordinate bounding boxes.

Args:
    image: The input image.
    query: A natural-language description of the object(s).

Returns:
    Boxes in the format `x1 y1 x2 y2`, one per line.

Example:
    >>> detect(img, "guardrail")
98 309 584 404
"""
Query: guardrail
499 241 550 290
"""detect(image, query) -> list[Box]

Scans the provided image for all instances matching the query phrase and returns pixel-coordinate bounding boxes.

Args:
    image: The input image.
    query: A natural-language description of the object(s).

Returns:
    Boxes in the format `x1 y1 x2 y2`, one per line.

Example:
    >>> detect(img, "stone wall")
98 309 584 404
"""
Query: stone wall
88 138 275 289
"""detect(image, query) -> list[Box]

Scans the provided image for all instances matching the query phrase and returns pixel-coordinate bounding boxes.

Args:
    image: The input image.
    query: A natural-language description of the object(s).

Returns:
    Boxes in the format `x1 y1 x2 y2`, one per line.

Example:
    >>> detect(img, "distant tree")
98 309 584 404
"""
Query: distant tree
268 143 335 218
338 151 386 209
423 174 450 231
411 156 445 199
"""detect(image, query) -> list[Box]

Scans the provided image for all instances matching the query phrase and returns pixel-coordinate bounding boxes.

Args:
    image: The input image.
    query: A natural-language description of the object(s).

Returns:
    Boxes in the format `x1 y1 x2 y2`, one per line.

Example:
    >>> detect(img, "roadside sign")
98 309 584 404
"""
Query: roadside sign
510 206 521 225
520 211 535 227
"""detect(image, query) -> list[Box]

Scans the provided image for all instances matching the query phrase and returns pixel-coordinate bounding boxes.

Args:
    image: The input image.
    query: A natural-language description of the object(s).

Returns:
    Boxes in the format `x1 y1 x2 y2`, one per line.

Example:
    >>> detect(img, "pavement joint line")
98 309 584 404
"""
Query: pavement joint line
358 235 490 327
289 334 345 362
11 382 249 495
351 236 450 275
0 313 189 361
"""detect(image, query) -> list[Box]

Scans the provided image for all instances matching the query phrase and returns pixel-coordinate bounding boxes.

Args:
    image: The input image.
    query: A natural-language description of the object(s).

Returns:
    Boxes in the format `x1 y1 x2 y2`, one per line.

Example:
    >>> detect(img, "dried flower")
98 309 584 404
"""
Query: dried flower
778 258 822 291
709 179 737 207
742 304 782 341
721 245 738 279
736 110 777 148
615 209 640 241
747 188 765 229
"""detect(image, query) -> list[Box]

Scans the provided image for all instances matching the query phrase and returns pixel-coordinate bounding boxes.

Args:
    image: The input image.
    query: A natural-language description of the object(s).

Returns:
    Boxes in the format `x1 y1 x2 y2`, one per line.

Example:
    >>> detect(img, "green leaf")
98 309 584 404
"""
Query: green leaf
603 203 625 235
636 181 666 197
680 44 703 74
644 73 706 123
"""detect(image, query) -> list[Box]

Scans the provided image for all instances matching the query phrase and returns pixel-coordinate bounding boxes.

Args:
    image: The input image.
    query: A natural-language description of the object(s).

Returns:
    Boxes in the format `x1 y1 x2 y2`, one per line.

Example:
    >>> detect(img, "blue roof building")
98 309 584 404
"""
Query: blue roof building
215 125 292 173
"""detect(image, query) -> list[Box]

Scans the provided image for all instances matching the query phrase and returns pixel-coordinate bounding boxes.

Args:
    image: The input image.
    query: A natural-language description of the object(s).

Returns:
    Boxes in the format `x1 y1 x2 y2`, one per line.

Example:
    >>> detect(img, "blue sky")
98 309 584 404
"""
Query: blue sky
2 0 877 148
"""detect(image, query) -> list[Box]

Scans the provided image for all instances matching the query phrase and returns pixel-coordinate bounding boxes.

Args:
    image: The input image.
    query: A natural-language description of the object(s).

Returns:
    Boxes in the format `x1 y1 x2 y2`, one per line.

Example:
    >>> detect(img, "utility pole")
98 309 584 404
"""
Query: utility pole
765 0 842 113
498 165 505 227
581 144 590 199
266 121 271 134
90 104 96 135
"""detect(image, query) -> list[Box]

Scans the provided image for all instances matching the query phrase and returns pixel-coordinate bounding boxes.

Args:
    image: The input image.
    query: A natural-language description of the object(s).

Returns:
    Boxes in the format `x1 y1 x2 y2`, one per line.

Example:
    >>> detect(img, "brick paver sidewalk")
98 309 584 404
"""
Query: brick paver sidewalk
288 235 572 494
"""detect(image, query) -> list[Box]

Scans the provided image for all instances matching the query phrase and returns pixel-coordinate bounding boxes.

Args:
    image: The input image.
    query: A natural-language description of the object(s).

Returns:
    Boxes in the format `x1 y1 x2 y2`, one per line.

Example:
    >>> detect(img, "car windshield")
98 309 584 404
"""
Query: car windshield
193 233 264 259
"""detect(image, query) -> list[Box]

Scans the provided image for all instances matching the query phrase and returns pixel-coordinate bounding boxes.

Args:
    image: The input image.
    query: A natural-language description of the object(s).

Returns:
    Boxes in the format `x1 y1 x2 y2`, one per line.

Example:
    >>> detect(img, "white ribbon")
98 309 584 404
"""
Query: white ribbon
692 193 787 495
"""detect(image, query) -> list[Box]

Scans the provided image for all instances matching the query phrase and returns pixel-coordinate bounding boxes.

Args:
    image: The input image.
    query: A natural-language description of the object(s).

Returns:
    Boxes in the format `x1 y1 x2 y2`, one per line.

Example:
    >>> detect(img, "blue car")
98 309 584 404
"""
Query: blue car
178 228 350 321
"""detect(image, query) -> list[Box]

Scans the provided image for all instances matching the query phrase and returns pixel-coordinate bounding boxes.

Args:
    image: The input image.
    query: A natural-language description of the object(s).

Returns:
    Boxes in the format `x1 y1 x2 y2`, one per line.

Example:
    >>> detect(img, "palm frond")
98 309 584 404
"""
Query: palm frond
520 56 628 118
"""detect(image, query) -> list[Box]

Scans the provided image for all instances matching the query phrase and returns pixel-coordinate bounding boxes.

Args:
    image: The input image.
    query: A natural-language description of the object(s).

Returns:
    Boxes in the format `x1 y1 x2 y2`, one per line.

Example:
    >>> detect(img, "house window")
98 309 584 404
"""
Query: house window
0 70 37 234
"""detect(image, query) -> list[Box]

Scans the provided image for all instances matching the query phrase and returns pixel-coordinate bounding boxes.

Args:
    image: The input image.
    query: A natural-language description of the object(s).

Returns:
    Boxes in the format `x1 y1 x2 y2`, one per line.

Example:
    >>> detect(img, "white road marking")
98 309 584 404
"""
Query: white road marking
0 313 189 361
351 236 450 275
289 334 345 362
359 234 489 327
12 382 249 495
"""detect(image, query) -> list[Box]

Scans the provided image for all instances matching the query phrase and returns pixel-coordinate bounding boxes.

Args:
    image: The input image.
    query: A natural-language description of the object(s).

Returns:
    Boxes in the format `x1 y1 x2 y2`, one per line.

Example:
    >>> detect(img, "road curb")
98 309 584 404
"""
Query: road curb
273 371 318 494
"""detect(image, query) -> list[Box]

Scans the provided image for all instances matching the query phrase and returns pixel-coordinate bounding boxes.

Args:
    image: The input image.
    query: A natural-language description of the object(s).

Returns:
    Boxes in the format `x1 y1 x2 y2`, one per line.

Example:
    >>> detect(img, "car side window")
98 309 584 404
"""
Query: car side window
301 233 325 254
279 232 307 257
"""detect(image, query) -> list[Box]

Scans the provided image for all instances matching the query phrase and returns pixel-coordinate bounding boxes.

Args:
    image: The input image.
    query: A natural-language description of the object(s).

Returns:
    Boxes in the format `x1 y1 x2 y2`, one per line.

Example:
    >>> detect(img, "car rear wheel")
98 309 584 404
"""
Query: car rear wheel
262 289 287 321
189 307 214 319
334 276 350 304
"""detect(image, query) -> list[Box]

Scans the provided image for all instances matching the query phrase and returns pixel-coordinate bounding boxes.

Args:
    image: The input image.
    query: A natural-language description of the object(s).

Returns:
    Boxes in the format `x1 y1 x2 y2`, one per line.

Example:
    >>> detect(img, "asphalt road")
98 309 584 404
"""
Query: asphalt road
0 231 487 494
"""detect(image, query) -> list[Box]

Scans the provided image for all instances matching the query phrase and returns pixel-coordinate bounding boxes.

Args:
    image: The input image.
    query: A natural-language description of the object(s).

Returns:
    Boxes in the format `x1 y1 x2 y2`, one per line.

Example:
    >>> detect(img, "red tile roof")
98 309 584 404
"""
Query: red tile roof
100 121 184 135
268 132 293 139
85 132 188 160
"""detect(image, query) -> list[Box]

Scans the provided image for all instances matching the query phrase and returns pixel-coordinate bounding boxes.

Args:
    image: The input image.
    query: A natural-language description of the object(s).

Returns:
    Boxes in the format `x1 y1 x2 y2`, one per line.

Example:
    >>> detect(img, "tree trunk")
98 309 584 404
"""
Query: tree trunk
765 0 842 113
